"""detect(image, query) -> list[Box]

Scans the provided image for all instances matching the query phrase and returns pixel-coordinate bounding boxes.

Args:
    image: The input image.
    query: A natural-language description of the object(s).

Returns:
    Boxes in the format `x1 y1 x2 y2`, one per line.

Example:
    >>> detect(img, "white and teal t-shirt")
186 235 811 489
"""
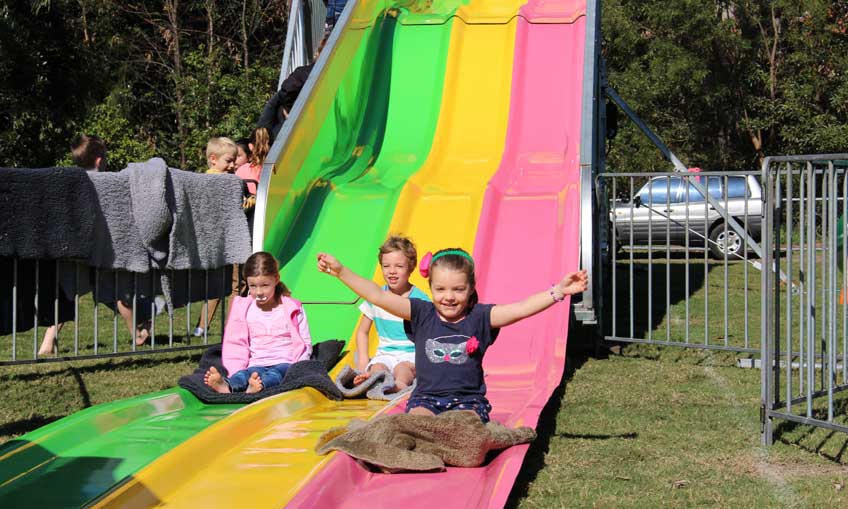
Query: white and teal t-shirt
359 285 430 356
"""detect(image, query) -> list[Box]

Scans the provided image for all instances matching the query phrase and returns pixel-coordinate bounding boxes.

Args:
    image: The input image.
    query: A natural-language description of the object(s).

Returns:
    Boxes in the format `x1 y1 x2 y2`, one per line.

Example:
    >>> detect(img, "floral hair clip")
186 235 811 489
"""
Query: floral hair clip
419 251 434 278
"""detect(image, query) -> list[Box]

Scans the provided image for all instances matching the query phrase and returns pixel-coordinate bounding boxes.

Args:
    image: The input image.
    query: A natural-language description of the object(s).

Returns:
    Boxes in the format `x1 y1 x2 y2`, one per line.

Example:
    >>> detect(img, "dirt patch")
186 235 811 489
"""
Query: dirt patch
732 453 848 480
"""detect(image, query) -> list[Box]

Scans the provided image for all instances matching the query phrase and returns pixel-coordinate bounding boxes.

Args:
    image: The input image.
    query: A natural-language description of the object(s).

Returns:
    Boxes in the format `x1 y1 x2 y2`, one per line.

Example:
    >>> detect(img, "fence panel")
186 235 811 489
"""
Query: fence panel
601 170 764 354
0 261 233 365
761 155 848 444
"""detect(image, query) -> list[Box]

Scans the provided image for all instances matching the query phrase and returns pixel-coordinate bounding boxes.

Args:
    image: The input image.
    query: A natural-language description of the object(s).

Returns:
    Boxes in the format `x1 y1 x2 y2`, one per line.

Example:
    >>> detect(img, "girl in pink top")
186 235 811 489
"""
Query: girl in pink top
204 251 312 394
235 127 270 196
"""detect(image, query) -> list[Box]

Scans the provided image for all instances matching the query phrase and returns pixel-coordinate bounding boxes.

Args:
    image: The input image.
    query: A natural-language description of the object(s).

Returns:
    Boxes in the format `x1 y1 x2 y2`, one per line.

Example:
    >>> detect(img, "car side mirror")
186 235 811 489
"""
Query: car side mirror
633 195 642 208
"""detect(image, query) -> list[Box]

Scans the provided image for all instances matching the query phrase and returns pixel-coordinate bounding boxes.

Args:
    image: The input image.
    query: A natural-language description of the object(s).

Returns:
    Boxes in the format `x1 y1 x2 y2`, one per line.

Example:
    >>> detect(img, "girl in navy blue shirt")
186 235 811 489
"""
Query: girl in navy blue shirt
317 247 587 422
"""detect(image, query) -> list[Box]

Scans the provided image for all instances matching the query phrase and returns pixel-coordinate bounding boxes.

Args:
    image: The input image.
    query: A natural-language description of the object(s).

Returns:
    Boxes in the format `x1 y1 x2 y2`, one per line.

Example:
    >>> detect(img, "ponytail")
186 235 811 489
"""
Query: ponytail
249 127 271 170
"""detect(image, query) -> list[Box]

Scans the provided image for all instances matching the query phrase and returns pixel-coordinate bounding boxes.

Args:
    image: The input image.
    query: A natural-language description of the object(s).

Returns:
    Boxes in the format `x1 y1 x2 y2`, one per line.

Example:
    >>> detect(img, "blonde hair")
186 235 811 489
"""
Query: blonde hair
205 136 238 160
379 235 418 270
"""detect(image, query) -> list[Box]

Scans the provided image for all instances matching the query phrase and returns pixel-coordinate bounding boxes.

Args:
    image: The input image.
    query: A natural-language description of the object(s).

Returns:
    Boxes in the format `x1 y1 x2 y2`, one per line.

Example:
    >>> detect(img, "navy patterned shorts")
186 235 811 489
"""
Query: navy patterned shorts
406 394 492 423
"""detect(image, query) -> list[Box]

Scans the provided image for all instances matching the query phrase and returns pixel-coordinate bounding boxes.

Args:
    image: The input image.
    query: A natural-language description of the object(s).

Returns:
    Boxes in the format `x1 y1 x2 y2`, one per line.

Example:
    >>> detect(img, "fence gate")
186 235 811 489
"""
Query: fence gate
600 170 764 354
761 155 848 444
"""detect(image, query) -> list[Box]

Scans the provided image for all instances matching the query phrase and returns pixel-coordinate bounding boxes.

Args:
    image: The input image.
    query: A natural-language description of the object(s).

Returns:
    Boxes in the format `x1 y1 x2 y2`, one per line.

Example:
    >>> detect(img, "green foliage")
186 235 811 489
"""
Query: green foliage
59 90 157 171
0 0 287 170
603 0 848 174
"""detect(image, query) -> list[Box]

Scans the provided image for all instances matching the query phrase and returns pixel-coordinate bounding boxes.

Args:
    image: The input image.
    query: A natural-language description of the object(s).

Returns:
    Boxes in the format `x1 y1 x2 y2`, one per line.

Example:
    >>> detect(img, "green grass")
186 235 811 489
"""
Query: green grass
511 348 848 508
0 294 225 362
0 350 202 443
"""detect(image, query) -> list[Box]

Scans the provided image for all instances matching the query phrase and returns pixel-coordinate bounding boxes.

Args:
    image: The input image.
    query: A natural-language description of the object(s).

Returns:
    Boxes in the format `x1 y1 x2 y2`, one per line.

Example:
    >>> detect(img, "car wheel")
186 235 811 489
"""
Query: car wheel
708 223 743 260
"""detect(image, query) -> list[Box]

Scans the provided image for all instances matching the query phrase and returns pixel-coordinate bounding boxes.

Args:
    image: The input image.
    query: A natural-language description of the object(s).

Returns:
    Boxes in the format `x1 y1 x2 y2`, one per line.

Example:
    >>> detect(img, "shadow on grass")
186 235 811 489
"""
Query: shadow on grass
505 315 617 508
0 415 63 438
605 250 714 343
772 394 848 463
4 350 203 382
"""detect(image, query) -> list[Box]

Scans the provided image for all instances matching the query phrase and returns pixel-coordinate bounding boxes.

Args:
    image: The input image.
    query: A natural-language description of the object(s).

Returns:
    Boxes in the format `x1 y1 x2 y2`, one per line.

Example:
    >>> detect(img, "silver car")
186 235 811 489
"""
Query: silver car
610 174 762 259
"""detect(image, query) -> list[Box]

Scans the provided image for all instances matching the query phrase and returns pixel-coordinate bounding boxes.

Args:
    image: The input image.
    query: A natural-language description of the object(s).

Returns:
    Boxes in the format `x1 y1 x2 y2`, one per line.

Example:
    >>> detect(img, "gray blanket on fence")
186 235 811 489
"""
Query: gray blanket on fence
166 169 252 270
0 167 97 259
86 159 250 273
88 161 169 272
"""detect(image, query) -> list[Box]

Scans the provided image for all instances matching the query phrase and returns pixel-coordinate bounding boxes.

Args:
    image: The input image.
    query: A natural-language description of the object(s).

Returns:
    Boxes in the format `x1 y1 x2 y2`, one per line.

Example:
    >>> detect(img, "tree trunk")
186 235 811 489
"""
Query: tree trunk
241 0 249 68
206 0 215 129
165 0 186 168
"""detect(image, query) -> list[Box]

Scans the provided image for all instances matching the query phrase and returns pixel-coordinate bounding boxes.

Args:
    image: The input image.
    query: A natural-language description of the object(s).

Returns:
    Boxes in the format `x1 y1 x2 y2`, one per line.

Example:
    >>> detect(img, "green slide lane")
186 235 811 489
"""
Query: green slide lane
266 11 454 342
0 388 239 507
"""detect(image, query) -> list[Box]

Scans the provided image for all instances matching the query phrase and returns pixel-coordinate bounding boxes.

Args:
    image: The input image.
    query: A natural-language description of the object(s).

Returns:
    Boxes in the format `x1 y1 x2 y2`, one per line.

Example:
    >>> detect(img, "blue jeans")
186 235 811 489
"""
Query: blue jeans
325 0 347 26
228 363 291 392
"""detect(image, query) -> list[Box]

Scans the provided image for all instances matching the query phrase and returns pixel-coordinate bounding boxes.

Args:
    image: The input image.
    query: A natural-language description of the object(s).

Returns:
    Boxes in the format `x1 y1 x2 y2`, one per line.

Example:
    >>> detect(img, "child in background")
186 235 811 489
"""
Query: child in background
236 127 270 196
234 138 251 168
40 134 158 354
317 248 587 422
205 252 312 394
354 235 430 393
205 136 238 174
193 136 240 336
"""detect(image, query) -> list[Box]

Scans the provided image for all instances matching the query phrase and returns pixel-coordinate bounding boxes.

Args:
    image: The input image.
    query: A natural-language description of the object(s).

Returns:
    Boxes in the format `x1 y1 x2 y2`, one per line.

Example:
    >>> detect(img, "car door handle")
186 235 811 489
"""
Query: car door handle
663 209 673 213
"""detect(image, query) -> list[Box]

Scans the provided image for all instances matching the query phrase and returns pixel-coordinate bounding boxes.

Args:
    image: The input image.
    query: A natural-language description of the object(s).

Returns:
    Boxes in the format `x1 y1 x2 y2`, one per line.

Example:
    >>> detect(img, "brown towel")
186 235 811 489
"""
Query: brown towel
315 410 536 473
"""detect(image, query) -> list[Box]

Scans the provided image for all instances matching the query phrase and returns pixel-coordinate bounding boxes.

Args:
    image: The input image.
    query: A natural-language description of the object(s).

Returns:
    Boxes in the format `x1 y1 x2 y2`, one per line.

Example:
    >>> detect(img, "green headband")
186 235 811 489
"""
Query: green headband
431 250 474 266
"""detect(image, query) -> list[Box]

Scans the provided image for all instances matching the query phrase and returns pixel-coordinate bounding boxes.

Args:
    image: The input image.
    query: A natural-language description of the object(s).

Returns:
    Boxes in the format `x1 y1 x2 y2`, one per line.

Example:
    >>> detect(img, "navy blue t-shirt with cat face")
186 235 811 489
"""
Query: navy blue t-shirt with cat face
406 298 500 398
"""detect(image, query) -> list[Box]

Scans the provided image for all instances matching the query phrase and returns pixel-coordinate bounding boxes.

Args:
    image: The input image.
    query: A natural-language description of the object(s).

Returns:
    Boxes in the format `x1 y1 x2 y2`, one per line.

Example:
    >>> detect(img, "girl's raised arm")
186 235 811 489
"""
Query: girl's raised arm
490 270 588 328
317 253 412 320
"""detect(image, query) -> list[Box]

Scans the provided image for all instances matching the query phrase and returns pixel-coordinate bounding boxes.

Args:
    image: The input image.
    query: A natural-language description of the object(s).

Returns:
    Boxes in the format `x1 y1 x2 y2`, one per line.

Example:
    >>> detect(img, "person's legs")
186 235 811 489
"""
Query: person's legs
254 363 290 390
204 366 231 393
39 323 64 355
227 368 251 392
406 395 442 417
391 361 415 392
444 395 492 423
194 298 220 336
354 361 389 386
117 300 150 346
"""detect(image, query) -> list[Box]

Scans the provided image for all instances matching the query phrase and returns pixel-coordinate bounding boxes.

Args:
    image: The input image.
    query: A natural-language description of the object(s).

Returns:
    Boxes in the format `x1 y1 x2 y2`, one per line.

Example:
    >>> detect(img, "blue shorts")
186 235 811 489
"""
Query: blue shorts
406 394 492 423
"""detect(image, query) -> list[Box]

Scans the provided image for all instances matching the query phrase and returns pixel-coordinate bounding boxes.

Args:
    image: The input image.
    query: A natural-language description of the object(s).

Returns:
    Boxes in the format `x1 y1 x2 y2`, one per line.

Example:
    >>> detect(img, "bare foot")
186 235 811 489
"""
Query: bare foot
135 328 150 346
245 372 263 394
204 366 230 393
353 372 371 386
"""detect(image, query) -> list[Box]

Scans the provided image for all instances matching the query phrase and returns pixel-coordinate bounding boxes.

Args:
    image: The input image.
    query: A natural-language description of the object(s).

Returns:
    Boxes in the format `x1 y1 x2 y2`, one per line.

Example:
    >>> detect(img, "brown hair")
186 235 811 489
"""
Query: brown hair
378 235 417 270
70 134 106 171
427 247 478 309
248 127 271 167
242 251 291 299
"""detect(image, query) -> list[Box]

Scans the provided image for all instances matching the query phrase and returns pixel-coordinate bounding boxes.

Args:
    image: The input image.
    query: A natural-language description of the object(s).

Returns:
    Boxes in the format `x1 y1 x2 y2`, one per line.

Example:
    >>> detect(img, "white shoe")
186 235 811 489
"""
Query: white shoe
193 327 205 337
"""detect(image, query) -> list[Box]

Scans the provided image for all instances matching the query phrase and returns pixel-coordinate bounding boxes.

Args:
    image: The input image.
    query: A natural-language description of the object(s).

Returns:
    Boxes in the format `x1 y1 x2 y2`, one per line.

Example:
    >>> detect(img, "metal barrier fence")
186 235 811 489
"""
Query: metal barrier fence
0 261 232 365
601 170 765 354
761 155 848 444
278 0 327 89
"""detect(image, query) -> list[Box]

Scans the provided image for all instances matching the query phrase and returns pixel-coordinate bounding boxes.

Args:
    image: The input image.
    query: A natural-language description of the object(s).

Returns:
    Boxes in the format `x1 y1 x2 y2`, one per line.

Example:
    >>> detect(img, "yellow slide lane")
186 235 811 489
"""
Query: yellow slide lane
93 11 518 509
364 16 517 296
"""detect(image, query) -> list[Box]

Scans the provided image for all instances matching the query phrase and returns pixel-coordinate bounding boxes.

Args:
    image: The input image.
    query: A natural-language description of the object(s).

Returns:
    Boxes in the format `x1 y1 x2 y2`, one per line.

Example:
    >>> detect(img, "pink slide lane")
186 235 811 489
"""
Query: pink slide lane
286 3 586 508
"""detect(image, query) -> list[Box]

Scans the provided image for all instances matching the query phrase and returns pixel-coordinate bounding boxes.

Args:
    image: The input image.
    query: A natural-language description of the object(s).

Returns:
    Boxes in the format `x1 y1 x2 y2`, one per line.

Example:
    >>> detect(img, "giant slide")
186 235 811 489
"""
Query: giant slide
0 0 587 507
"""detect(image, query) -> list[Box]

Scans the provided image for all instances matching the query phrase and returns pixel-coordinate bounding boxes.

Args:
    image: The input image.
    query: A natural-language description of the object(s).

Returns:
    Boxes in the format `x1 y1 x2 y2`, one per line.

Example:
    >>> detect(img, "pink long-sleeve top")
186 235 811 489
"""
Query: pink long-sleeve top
235 163 262 195
221 295 312 375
